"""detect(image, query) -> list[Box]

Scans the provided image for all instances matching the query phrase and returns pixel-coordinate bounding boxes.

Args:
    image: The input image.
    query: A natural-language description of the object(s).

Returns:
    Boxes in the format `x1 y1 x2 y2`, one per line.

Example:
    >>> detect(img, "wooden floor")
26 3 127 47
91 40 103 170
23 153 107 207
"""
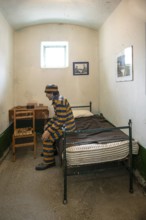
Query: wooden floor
0 135 146 220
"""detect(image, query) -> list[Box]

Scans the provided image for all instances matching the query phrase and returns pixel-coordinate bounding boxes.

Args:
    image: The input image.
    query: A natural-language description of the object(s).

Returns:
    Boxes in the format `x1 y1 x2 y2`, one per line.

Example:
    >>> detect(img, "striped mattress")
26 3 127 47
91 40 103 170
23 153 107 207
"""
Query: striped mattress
66 140 139 166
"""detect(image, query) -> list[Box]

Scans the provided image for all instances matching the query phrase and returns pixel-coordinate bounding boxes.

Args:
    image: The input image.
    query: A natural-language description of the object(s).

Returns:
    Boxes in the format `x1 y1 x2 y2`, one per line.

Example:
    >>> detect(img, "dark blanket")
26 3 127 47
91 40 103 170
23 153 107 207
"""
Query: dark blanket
59 115 129 151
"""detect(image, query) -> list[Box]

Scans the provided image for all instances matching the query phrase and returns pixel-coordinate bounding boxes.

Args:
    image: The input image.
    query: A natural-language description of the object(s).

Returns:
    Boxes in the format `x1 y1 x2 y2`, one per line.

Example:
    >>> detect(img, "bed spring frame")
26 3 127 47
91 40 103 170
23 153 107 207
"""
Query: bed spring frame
62 102 133 204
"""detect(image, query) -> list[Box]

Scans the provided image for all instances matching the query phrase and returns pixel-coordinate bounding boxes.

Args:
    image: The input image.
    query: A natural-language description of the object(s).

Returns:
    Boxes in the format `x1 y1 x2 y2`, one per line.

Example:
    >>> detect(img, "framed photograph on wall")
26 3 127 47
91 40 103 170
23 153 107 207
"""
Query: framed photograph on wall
116 46 133 82
73 62 89 75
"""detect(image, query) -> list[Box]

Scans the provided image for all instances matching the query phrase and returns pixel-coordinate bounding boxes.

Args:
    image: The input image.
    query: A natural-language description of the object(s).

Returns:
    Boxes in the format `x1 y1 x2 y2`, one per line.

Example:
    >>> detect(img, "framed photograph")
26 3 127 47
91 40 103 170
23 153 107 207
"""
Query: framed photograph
116 46 133 82
73 62 89 75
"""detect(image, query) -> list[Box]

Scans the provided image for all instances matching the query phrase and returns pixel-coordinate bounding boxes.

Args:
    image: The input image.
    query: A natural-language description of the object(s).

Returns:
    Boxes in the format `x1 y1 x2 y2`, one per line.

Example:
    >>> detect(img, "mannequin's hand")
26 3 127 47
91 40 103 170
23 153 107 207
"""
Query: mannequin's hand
44 124 48 131
42 130 50 141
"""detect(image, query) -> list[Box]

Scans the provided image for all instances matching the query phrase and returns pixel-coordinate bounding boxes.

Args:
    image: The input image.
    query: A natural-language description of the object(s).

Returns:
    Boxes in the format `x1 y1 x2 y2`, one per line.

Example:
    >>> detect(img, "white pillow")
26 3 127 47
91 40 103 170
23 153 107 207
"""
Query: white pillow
72 109 93 118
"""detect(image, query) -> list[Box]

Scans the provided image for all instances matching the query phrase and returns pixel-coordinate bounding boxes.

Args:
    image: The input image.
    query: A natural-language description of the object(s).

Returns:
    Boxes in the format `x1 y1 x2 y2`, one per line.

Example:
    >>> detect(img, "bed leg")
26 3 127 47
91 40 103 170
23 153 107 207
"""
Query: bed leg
129 163 133 193
63 166 67 204
129 119 133 194
129 157 134 193
62 131 68 204
63 150 68 204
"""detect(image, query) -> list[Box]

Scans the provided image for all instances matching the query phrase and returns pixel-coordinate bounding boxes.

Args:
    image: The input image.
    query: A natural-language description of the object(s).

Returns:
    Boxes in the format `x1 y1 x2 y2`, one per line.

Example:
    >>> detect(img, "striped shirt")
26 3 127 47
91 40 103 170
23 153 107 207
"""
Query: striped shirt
47 95 76 133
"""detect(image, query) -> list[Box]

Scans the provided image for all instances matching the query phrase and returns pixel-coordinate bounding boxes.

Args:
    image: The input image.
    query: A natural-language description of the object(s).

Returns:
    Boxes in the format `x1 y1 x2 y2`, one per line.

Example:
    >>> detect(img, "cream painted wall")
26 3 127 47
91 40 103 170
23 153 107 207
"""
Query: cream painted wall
0 12 13 133
98 0 146 147
14 24 99 116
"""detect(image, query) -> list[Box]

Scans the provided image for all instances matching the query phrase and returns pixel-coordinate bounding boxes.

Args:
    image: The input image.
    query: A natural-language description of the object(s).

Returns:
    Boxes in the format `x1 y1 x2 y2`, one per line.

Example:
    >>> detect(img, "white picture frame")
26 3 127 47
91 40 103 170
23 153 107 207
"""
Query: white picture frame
116 46 133 82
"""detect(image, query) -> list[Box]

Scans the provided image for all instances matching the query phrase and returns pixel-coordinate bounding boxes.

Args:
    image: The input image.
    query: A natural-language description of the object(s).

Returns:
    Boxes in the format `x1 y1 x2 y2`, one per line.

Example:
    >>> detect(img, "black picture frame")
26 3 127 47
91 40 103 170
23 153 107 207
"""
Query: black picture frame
73 62 89 75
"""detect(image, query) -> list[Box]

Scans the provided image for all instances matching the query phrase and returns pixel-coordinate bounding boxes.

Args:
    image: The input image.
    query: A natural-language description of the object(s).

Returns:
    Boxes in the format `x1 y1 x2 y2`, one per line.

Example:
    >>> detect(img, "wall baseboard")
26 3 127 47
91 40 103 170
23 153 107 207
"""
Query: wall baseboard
134 169 146 194
0 123 13 159
134 144 146 181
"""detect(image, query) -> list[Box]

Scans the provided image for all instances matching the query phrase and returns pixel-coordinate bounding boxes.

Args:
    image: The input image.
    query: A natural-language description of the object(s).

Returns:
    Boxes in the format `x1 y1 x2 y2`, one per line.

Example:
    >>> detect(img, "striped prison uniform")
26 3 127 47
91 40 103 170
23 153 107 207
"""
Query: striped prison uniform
43 95 76 164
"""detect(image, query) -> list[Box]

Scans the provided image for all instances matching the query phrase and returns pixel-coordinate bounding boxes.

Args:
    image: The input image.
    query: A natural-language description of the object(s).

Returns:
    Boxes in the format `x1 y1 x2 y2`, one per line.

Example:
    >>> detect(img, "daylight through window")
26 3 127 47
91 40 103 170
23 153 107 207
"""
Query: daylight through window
41 41 68 68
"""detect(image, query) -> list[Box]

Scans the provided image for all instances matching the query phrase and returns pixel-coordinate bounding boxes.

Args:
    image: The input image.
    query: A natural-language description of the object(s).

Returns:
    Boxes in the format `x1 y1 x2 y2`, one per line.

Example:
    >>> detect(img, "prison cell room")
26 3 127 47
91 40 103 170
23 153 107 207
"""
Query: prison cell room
1 0 146 219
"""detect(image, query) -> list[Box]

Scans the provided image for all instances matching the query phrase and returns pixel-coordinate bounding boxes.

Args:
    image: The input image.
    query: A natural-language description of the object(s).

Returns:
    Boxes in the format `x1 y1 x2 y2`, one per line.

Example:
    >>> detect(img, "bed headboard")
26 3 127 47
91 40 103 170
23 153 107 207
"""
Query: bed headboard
71 101 92 112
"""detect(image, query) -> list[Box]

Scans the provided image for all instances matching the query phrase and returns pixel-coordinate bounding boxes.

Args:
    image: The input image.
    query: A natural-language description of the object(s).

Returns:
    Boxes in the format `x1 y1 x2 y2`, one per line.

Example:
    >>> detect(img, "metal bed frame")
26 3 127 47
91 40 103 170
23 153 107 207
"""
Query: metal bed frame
62 102 134 204
71 101 92 112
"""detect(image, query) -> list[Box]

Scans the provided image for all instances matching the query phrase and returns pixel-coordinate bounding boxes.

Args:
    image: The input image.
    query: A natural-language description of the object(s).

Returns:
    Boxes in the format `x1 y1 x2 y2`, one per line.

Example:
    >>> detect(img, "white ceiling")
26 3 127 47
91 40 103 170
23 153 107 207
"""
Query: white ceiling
0 0 122 30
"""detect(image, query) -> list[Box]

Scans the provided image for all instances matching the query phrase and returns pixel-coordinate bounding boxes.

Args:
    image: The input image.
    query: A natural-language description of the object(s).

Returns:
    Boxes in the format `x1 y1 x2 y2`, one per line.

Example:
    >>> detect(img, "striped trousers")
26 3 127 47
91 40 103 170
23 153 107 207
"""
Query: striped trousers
43 129 63 164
